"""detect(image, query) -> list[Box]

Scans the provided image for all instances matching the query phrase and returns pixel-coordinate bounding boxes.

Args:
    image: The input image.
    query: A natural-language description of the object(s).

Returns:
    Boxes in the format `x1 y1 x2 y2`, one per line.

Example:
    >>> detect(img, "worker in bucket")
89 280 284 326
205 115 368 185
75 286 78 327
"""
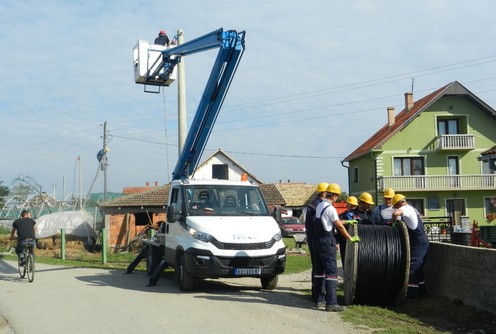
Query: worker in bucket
154 30 170 47
312 183 360 312
391 194 429 299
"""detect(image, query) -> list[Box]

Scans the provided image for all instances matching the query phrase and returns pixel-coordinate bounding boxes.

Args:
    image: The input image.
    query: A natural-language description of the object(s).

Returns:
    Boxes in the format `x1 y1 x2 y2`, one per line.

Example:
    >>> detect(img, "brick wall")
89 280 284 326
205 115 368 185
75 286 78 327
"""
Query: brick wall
107 212 166 248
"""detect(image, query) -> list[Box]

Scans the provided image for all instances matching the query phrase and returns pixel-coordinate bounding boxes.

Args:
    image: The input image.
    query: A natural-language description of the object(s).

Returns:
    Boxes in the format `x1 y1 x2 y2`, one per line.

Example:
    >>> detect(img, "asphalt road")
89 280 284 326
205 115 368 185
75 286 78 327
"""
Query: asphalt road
0 259 359 334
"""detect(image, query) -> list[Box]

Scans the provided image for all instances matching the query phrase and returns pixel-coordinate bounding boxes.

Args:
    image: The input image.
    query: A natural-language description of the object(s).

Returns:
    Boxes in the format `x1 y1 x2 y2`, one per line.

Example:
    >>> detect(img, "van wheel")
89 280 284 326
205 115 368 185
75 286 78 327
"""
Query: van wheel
175 254 194 291
261 275 278 290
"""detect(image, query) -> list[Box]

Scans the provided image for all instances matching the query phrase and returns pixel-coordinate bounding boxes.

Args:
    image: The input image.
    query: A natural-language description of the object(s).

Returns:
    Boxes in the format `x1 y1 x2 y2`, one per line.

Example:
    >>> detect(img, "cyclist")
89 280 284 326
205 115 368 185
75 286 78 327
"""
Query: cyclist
10 210 37 261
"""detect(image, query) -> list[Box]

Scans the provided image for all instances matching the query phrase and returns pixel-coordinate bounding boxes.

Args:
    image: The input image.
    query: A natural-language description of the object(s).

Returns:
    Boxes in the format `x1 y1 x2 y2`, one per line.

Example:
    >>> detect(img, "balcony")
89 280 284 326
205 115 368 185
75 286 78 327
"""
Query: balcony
378 174 496 192
435 134 475 150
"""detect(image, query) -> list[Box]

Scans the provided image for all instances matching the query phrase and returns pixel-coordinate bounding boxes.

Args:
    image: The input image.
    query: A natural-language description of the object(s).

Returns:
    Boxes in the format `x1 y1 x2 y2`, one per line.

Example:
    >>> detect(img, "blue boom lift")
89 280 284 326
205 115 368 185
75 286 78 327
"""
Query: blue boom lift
134 28 246 180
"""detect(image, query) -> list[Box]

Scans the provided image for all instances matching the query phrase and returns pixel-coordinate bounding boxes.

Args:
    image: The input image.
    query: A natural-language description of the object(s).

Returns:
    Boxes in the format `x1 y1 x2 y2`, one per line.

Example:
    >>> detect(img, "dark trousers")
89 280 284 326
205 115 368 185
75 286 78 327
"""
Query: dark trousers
312 234 339 306
15 239 36 257
408 242 428 298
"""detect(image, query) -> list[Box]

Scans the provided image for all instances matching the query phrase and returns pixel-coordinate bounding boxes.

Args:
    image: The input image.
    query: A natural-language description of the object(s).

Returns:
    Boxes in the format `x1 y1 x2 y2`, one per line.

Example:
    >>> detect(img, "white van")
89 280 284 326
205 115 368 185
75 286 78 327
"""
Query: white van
161 179 286 290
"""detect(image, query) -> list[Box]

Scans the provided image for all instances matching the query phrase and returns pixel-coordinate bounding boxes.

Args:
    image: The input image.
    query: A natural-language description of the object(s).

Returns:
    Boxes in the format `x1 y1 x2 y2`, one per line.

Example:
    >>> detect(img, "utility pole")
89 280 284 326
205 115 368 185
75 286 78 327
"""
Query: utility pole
79 155 83 209
103 121 108 201
177 29 187 155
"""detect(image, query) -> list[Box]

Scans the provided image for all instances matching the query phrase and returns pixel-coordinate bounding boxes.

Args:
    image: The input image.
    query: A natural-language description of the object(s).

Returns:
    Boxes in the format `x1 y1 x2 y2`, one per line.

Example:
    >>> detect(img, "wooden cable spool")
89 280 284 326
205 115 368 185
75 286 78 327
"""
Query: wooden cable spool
343 222 410 306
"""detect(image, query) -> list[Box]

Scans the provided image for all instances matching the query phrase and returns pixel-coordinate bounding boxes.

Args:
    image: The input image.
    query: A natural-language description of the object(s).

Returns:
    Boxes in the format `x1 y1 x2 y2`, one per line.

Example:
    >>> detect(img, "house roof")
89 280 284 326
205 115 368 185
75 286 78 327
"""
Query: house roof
343 81 496 162
100 183 286 209
196 149 263 183
272 183 317 207
481 145 496 156
122 186 155 195
258 183 286 206
98 185 170 208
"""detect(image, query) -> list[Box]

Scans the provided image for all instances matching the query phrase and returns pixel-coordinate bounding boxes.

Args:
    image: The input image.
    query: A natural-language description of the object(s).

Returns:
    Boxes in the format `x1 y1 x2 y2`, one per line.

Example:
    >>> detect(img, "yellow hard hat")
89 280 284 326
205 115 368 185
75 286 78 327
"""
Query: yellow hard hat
358 192 374 205
391 194 406 206
316 182 329 193
326 183 341 195
346 196 358 206
383 188 395 199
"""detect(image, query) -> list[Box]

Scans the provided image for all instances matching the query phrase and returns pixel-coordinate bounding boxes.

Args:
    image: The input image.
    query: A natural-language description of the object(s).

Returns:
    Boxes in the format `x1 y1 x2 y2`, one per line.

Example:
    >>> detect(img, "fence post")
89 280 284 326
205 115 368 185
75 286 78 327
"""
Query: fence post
102 228 107 264
60 228 66 260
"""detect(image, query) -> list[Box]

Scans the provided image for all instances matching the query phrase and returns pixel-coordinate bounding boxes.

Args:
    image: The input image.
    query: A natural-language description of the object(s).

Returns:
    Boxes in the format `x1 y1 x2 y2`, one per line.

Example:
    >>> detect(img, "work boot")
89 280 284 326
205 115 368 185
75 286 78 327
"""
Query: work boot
312 302 326 311
325 304 346 312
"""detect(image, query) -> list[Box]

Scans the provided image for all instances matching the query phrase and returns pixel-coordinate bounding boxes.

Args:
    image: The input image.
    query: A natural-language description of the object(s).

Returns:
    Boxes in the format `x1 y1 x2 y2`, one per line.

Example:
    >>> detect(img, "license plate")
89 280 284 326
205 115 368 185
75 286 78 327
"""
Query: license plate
234 268 261 275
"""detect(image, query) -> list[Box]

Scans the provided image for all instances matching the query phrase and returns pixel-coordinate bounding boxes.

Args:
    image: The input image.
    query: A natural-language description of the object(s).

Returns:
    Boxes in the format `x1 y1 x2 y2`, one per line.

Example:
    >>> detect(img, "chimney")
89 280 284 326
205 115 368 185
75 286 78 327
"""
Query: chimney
405 92 414 111
146 182 149 187
154 181 158 186
387 106 395 127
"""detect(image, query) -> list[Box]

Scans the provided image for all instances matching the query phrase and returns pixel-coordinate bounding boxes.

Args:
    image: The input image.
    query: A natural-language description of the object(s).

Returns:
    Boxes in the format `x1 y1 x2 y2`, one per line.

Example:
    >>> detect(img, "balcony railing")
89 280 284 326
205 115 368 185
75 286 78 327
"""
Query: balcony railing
378 174 496 192
435 134 475 150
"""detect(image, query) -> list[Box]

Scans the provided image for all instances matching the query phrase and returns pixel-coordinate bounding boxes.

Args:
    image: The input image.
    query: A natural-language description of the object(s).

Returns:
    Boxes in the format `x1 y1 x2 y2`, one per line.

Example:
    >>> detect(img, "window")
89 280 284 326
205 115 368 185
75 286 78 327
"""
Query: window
407 199 424 216
185 185 269 216
352 168 358 183
482 158 496 174
484 197 494 216
212 164 229 180
394 157 424 175
438 119 459 135
135 212 152 226
448 156 460 187
170 187 185 214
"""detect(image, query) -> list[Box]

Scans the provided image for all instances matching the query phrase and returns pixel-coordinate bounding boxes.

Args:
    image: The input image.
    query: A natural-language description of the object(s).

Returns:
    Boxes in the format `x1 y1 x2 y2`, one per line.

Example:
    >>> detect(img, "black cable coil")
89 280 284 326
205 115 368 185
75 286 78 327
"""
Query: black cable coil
344 223 409 306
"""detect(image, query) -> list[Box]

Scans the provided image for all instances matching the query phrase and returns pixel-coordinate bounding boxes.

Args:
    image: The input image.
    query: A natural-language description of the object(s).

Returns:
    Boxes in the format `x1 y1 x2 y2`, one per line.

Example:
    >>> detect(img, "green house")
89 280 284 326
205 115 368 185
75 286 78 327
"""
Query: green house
343 81 496 227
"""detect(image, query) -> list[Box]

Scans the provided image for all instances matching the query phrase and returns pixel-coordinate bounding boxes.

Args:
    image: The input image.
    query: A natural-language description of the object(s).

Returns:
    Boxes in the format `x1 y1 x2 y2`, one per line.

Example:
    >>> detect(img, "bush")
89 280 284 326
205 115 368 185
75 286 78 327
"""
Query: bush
0 225 11 235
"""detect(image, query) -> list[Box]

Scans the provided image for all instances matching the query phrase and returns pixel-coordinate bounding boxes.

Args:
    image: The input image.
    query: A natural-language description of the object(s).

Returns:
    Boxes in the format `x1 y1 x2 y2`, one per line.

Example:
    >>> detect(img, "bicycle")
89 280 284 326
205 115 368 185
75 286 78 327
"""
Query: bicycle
18 238 36 282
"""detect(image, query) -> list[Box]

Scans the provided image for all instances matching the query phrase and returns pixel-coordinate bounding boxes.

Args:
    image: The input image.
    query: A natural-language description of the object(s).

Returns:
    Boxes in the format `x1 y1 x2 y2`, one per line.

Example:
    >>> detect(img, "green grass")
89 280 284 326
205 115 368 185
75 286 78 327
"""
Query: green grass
0 248 146 271
0 225 10 235
1 237 310 273
341 305 442 334
282 236 312 274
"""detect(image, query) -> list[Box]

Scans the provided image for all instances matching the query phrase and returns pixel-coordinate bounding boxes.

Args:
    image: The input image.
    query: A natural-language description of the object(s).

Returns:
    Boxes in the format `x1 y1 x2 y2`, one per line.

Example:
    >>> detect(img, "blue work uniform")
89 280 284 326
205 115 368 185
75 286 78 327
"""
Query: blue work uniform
305 195 323 302
312 199 339 307
400 205 429 298
374 203 395 225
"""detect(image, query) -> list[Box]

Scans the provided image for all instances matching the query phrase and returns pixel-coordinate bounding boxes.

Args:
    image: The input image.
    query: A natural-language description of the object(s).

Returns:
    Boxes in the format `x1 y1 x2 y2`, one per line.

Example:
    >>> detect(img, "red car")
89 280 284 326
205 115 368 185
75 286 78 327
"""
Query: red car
279 217 306 237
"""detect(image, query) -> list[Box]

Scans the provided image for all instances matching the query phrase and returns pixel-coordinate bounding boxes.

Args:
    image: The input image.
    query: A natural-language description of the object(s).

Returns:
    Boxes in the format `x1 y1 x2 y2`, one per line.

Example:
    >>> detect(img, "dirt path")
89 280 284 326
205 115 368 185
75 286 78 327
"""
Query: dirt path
0 259 363 334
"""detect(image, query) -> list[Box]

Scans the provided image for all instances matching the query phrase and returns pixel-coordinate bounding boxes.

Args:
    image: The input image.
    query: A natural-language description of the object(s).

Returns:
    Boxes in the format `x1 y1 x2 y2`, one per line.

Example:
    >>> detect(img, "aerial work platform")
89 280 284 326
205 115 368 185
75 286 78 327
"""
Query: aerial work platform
133 40 177 87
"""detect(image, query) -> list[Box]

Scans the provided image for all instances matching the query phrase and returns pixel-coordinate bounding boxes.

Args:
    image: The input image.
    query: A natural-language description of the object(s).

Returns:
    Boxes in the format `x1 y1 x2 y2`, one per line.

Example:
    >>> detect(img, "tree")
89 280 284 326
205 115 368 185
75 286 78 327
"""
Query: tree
11 176 42 197
0 181 9 207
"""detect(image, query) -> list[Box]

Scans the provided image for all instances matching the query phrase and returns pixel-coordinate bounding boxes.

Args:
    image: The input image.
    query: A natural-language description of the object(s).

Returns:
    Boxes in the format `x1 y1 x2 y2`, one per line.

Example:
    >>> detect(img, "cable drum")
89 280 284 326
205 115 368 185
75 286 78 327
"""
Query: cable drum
343 222 410 306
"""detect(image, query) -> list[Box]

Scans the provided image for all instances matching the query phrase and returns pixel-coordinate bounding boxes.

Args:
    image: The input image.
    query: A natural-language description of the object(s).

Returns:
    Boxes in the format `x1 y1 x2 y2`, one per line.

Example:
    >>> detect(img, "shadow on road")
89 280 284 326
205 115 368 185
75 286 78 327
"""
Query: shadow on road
1 257 315 310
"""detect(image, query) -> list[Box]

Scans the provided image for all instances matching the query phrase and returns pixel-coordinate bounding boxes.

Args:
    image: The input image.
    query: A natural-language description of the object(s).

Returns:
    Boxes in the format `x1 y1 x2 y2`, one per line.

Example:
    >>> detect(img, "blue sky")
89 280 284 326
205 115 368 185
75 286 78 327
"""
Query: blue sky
2 0 496 198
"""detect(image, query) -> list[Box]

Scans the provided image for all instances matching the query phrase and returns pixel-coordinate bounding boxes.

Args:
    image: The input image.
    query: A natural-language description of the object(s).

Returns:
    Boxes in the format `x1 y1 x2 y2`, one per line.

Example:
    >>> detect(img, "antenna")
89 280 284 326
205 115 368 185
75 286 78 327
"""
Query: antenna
411 78 415 92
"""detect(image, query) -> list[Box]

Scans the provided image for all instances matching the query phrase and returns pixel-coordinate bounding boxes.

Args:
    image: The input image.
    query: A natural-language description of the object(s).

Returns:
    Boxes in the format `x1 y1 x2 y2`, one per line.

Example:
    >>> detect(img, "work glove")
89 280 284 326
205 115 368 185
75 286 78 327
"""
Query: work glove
349 236 360 243
345 219 358 225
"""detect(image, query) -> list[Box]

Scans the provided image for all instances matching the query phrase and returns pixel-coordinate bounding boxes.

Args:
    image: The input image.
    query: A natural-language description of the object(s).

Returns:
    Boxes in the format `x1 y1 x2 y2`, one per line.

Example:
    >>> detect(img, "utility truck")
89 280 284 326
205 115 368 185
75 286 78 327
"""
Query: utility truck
129 28 286 290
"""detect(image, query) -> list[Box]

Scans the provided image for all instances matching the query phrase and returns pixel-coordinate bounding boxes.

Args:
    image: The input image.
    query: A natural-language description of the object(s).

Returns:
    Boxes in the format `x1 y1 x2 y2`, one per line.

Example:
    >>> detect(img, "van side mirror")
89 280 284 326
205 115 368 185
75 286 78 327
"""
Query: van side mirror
167 205 179 223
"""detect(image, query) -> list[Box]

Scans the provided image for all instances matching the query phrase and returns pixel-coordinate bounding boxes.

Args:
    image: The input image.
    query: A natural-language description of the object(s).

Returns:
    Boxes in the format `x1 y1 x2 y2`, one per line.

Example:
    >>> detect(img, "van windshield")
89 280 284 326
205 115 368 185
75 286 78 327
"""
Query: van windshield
184 185 270 216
